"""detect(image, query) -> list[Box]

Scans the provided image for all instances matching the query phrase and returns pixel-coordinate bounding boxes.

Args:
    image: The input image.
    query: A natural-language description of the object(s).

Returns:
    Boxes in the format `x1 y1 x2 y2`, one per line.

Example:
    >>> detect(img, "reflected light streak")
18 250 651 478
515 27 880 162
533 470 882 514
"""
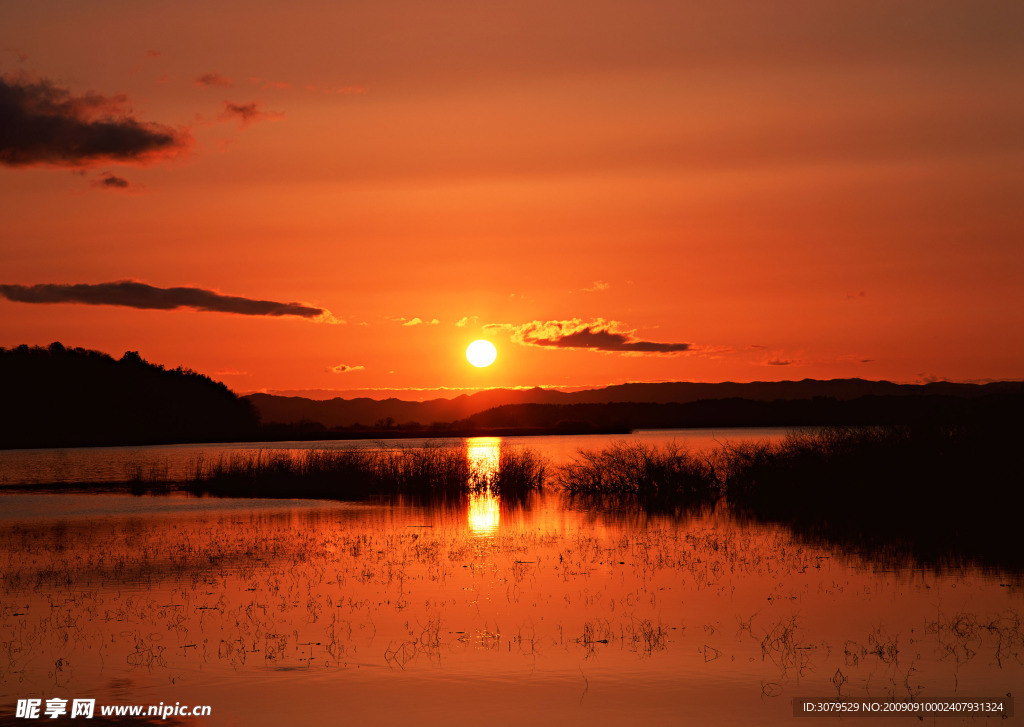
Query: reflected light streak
466 437 501 535
467 489 500 535
467 437 501 486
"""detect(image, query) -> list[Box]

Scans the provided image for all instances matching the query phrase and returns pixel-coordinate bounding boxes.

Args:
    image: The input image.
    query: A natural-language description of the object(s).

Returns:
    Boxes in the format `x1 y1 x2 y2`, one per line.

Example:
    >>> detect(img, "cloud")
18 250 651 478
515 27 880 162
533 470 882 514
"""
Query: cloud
690 344 735 357
758 349 805 366
220 101 284 127
195 72 233 89
91 172 130 190
455 316 478 328
583 280 610 292
0 74 188 167
329 364 365 374
402 317 439 326
837 353 875 364
485 318 691 354
0 281 336 321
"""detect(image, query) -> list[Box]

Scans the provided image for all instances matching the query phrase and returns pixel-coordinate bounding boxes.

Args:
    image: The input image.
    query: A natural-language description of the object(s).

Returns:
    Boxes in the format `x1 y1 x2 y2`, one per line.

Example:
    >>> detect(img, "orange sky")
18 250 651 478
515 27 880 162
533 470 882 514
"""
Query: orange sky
2 0 1022 399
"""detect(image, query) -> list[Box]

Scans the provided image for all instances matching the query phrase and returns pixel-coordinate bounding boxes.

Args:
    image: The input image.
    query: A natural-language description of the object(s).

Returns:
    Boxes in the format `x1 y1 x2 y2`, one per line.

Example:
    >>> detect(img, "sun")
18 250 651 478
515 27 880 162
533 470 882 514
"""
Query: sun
466 340 497 367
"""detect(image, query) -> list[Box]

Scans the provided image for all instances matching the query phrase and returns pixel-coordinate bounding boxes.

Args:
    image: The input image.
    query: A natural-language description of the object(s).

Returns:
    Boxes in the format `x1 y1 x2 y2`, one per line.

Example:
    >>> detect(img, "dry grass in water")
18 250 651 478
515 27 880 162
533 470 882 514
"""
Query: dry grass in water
186 443 545 500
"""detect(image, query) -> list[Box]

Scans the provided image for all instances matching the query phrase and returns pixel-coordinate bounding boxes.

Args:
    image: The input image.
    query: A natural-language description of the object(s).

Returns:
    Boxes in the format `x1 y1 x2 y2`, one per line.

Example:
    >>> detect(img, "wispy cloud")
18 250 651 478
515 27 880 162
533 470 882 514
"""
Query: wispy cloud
485 318 691 354
91 172 131 190
455 316 478 328
220 101 284 127
582 280 610 292
402 317 439 327
758 349 805 367
194 72 233 89
329 363 365 374
214 368 248 376
837 353 875 364
0 74 189 167
0 281 337 321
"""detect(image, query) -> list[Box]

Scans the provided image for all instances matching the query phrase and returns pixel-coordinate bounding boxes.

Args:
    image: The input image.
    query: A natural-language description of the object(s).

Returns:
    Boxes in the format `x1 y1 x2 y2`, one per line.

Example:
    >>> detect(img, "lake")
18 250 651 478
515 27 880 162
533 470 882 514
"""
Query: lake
0 428 789 487
0 430 1020 725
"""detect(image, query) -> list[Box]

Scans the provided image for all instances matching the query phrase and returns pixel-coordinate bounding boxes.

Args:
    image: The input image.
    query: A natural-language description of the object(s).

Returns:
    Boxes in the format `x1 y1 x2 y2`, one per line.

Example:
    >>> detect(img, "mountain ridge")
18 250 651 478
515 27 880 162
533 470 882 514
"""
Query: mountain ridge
244 378 1022 428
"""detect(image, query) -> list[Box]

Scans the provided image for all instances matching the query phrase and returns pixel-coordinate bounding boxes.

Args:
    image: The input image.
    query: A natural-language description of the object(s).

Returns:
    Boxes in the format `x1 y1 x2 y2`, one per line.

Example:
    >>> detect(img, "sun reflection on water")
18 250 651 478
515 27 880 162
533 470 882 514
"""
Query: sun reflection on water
467 489 500 534
467 437 500 484
467 437 501 535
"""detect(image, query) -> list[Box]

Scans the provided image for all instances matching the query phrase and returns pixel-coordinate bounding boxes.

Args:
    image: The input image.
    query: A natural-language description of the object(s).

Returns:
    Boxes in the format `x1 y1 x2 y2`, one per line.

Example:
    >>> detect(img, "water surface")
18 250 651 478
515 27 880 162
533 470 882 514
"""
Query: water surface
0 428 788 487
1 432 1019 725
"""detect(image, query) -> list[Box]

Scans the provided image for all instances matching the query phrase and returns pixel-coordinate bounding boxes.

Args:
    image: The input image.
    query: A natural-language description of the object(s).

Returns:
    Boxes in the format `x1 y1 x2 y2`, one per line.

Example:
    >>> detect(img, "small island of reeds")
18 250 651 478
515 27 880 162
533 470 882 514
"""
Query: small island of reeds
118 404 1024 569
556 417 1024 570
180 443 547 503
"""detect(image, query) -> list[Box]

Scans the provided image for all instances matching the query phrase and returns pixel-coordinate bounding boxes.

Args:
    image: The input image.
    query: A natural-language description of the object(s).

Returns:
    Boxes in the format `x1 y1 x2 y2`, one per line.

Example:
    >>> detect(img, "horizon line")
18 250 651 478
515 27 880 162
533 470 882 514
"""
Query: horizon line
238 376 1022 401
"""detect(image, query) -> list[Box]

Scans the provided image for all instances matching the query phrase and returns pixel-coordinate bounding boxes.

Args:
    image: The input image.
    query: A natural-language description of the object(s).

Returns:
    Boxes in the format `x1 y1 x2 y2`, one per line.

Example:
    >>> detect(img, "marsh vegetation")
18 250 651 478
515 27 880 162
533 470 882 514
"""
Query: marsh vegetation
178 443 545 502
17 418 1018 568
1 494 1020 726
552 421 1024 568
1 423 1021 723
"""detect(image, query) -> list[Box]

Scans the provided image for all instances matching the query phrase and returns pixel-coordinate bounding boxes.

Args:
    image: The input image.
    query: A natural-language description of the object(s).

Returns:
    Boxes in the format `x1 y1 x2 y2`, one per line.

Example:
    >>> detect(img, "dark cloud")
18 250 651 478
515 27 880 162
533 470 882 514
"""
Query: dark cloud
0 74 188 167
221 101 283 127
92 172 130 190
486 318 690 354
0 281 334 321
531 327 690 353
765 358 793 366
195 72 233 89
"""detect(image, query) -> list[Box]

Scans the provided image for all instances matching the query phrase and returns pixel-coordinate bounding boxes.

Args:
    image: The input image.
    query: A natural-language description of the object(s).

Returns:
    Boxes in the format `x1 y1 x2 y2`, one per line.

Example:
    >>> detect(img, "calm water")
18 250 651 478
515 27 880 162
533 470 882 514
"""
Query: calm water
1 432 1020 726
0 428 789 487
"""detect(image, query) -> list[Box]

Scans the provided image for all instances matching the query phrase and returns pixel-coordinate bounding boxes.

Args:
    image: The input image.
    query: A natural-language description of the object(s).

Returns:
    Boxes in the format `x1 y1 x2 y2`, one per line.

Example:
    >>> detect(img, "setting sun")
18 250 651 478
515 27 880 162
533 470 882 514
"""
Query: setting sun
2 2 1023 724
466 340 497 368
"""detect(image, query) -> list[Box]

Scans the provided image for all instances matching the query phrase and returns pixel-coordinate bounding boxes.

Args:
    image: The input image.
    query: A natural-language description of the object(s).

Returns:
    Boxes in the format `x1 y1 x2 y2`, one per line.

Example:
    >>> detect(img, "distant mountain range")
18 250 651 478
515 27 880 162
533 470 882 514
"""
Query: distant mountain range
5 342 1018 449
243 378 1022 428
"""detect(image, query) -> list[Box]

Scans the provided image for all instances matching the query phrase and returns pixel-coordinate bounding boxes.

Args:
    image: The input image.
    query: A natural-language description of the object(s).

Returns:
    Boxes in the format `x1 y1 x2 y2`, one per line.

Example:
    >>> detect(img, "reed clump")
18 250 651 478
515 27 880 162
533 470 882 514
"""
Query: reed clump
556 440 719 507
555 423 1024 568
186 443 545 500
721 426 911 520
720 424 1024 566
489 446 547 502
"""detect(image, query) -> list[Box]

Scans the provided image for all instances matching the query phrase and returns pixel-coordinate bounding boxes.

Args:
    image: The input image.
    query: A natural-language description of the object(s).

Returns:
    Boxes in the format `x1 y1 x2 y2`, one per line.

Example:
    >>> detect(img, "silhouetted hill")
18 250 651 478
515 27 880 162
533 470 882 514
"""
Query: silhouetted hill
244 387 569 429
465 393 1023 431
244 379 1022 428
0 343 258 448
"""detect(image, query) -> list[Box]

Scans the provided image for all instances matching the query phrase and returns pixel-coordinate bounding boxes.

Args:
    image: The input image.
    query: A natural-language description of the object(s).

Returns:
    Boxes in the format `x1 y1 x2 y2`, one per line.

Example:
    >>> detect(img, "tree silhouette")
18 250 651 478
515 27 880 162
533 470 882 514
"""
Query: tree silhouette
0 343 259 448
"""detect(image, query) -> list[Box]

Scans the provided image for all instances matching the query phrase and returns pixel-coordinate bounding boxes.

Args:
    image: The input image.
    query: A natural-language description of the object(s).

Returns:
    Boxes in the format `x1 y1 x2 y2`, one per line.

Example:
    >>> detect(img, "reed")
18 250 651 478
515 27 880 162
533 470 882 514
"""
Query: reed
556 440 719 506
186 443 545 500
490 446 547 502
554 422 1024 567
